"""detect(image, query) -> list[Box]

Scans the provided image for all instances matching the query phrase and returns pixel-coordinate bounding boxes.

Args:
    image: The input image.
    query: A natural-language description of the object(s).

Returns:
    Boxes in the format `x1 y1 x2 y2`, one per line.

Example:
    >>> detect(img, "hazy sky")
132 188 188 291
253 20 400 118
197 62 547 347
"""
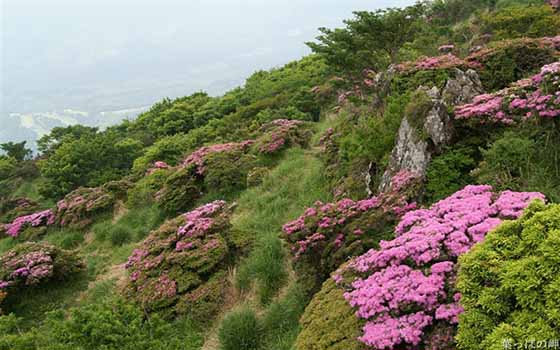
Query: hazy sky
2 0 415 116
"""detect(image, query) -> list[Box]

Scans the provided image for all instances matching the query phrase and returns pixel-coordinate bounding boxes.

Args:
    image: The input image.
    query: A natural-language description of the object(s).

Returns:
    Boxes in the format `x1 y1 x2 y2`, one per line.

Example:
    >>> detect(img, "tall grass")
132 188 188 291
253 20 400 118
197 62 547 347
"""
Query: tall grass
233 147 332 304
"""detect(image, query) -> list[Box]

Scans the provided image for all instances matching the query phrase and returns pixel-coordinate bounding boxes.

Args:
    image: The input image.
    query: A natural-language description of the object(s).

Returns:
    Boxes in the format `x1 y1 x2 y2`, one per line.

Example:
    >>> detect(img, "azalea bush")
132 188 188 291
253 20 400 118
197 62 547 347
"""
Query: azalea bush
0 198 40 224
282 171 421 287
457 202 560 349
327 185 544 350
55 179 131 228
125 201 233 321
0 242 83 308
1 209 54 239
156 141 254 214
455 61 560 124
253 119 312 154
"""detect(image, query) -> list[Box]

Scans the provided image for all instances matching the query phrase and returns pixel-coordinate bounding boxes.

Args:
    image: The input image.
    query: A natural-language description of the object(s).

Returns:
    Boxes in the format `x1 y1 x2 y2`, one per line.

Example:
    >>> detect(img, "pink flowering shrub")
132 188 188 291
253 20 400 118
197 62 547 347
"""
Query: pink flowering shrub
146 161 170 175
182 140 255 175
156 141 256 214
282 171 421 287
455 61 560 124
125 201 233 320
254 119 312 154
2 209 55 238
331 185 545 350
55 180 131 228
0 198 40 223
0 242 83 308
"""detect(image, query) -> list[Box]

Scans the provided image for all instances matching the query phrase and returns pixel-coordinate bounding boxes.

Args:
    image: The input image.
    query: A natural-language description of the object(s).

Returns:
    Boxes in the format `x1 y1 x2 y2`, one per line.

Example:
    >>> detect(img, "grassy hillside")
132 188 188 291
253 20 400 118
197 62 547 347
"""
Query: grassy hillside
1 1 560 349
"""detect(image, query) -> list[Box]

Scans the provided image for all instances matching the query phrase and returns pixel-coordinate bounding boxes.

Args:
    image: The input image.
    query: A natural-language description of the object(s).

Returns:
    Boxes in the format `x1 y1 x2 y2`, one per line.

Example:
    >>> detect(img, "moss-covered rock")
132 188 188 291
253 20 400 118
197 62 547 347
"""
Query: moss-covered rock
457 201 560 349
295 278 362 350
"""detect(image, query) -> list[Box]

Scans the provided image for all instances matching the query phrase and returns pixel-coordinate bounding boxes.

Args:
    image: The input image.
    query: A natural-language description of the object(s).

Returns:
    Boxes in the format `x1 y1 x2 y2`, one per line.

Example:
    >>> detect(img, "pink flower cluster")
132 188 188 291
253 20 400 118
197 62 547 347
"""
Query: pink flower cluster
258 119 305 154
146 161 170 175
177 200 226 238
455 61 560 123
335 185 544 350
3 209 55 238
0 243 82 294
182 141 255 175
396 54 465 73
282 171 420 277
125 201 230 310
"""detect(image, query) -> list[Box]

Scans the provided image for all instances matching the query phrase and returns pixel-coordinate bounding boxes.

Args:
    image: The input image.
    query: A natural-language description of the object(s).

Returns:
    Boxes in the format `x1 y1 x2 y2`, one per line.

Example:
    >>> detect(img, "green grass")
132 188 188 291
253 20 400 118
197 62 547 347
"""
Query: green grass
232 147 332 304
10 178 54 208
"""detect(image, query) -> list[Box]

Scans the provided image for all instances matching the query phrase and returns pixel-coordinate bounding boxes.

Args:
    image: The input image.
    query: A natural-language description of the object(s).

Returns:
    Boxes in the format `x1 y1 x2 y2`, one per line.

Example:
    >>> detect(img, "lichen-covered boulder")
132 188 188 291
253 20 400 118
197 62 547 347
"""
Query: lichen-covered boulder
457 201 560 349
298 186 544 350
124 200 233 321
0 242 84 307
55 179 132 228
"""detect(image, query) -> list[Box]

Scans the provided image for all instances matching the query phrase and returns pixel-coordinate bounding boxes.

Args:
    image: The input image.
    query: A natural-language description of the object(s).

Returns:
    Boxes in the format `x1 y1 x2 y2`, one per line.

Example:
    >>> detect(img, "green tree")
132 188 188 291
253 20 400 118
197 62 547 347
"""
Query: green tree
37 125 98 155
0 141 31 161
307 4 426 76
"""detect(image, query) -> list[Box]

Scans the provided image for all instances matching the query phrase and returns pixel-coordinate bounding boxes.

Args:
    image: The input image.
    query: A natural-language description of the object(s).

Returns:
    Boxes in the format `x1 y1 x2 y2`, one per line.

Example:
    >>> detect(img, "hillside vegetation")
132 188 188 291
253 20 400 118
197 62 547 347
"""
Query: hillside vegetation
1 1 560 349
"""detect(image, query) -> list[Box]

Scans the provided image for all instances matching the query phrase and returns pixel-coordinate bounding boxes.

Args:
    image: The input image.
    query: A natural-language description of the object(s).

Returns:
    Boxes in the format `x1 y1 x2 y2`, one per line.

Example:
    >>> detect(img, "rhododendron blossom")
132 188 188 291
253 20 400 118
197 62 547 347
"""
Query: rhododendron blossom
282 171 421 279
125 200 232 313
334 185 544 350
182 141 255 175
455 61 560 123
257 119 308 154
3 209 55 237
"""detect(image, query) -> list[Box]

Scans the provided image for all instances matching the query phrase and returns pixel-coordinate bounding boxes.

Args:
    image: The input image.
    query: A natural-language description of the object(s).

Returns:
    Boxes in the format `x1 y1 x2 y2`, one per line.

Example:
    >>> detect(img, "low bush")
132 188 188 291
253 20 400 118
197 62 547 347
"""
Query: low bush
457 202 560 349
218 306 264 350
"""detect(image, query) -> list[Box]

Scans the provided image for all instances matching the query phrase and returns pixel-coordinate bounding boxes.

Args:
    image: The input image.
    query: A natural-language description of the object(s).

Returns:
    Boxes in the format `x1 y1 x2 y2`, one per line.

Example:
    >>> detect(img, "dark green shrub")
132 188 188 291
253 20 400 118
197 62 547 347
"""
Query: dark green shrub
0 298 203 350
203 151 256 196
475 131 536 191
218 307 263 350
425 147 476 203
110 226 132 246
457 202 560 349
295 278 362 350
235 233 286 305
481 5 560 40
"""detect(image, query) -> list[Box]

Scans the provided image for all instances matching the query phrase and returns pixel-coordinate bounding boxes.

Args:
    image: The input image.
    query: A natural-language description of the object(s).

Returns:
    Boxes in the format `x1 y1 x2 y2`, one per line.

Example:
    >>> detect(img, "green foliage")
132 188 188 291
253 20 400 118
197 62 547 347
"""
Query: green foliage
236 232 286 305
127 169 171 208
472 128 560 202
476 131 536 189
457 202 560 349
0 142 31 162
37 125 98 156
38 131 142 199
391 69 451 99
203 151 256 197
131 133 194 174
481 5 560 40
307 4 427 75
405 89 434 140
326 93 408 198
0 298 203 350
232 148 331 296
425 147 476 203
157 166 203 215
0 157 16 179
295 278 362 350
471 38 558 91
218 306 264 350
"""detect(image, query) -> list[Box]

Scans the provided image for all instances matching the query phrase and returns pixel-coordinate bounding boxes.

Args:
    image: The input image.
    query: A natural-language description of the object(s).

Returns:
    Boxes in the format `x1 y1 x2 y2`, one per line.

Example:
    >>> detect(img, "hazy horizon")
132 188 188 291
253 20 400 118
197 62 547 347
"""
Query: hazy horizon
1 0 415 146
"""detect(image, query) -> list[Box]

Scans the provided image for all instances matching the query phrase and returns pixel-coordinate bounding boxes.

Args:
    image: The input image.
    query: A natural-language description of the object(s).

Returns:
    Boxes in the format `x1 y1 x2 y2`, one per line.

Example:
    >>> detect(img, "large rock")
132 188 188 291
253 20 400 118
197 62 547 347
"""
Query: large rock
378 69 483 192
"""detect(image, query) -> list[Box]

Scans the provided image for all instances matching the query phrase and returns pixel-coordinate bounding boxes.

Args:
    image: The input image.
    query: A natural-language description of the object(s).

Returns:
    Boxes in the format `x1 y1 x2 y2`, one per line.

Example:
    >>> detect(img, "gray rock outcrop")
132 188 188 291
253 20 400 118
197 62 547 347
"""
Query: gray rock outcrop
377 69 483 192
